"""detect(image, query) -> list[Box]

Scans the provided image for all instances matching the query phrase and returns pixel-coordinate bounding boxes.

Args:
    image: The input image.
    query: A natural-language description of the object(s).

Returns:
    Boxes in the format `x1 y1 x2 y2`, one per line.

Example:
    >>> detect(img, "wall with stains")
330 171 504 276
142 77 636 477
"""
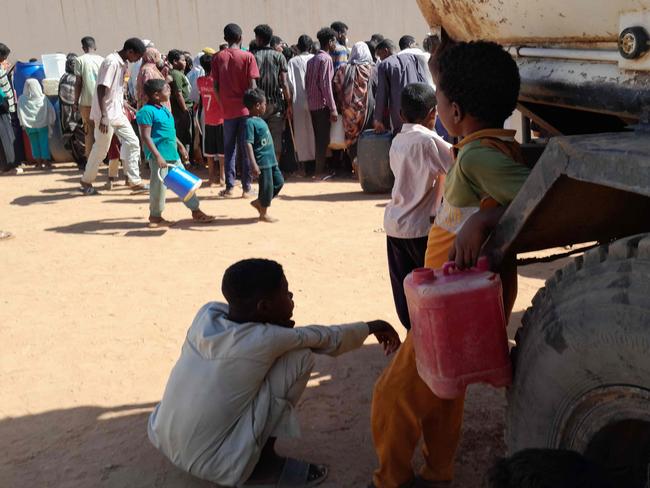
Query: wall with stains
3 0 429 61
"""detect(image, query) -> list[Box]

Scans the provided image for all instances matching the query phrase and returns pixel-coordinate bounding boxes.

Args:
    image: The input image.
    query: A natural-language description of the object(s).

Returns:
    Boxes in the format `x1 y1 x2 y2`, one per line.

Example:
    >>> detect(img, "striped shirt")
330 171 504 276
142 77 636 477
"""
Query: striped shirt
331 43 349 71
0 66 16 113
305 50 336 113
254 47 288 111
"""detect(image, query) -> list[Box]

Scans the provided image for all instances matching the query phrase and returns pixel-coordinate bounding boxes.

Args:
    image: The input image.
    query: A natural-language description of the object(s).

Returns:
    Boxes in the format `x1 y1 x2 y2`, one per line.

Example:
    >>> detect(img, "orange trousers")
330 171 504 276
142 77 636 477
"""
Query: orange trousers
371 229 463 488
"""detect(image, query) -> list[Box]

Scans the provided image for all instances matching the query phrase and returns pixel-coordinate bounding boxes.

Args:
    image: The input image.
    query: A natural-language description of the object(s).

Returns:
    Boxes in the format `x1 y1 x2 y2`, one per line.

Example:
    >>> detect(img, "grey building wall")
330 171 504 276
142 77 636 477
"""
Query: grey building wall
3 0 429 60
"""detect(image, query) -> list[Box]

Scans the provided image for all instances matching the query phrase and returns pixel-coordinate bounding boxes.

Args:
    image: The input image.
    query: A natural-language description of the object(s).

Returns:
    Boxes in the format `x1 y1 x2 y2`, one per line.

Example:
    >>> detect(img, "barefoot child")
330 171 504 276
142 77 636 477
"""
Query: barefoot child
196 53 225 186
371 41 531 488
243 88 284 222
136 79 214 228
148 258 401 487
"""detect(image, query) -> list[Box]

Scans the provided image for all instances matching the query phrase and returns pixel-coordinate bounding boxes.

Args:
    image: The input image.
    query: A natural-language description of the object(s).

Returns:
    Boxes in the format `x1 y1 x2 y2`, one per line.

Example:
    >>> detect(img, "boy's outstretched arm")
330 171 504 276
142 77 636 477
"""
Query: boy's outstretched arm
367 320 401 355
449 206 507 269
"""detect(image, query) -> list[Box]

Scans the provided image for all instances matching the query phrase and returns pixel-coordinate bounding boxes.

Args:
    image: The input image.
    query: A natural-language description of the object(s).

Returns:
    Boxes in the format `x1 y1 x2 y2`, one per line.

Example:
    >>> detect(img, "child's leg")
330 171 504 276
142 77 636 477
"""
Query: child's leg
386 236 428 330
218 155 225 185
271 165 284 199
373 233 465 487
206 156 215 185
253 167 275 221
245 349 323 484
372 335 465 487
26 128 41 162
168 160 213 222
38 128 51 162
148 158 166 219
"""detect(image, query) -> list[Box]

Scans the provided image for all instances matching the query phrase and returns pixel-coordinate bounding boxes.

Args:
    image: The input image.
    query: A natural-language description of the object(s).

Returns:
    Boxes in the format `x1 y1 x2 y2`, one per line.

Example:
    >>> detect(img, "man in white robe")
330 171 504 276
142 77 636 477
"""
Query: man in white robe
148 259 399 487
287 36 316 169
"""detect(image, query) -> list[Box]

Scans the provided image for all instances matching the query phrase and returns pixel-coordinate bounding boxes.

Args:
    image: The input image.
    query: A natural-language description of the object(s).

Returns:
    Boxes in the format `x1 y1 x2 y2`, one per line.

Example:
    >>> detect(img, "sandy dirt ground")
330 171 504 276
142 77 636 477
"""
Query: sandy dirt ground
0 163 571 488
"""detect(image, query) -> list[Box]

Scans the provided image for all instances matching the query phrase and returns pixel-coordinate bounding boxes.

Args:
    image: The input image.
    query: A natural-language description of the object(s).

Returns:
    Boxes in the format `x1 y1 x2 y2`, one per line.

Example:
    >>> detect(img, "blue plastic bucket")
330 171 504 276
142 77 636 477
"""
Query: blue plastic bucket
13 62 46 98
160 166 201 202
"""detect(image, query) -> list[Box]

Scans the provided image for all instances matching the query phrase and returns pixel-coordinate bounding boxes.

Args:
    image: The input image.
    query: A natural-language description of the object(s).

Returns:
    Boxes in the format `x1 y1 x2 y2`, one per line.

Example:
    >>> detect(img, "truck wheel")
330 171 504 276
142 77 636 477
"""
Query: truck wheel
507 233 650 488
619 26 650 59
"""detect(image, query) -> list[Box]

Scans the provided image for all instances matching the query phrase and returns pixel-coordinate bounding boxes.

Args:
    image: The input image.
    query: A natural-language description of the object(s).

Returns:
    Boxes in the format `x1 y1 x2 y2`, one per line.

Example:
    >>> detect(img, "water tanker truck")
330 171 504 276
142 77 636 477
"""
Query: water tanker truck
416 1 650 486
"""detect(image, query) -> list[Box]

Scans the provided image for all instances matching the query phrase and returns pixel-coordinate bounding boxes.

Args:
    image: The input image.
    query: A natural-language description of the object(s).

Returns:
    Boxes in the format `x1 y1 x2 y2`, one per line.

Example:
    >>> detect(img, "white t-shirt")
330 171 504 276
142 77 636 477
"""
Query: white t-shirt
384 123 453 238
90 52 128 123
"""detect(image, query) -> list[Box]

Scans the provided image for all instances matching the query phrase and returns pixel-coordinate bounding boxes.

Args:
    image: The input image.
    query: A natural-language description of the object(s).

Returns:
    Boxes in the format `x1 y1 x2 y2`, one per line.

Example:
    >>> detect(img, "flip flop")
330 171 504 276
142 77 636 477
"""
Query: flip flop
245 458 328 488
129 183 150 195
192 213 216 224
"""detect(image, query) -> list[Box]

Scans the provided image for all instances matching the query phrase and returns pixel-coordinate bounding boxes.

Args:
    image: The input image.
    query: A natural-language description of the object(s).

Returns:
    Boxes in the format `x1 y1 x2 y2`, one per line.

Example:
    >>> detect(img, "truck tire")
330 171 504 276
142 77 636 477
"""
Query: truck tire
506 233 650 486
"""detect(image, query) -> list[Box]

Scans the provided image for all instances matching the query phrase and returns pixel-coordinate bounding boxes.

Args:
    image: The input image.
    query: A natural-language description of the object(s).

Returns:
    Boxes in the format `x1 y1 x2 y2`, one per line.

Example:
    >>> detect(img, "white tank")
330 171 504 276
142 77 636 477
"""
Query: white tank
417 0 650 120
416 0 649 46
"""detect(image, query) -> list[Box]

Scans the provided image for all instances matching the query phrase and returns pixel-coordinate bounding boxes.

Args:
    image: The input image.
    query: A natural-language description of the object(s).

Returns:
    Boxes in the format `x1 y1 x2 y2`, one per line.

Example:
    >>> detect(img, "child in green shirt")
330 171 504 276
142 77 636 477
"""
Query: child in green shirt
243 88 285 223
136 79 214 228
371 41 531 488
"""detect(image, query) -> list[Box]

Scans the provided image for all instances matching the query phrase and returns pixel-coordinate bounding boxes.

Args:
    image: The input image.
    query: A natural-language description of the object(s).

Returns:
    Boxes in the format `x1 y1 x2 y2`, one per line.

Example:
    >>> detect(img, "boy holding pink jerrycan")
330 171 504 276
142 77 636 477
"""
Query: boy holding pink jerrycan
136 79 214 228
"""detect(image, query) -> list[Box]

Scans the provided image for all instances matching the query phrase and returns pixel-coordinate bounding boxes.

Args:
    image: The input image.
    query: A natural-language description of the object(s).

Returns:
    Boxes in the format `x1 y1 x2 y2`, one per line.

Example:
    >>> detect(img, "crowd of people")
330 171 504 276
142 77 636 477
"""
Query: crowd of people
0 17 609 488
0 21 441 229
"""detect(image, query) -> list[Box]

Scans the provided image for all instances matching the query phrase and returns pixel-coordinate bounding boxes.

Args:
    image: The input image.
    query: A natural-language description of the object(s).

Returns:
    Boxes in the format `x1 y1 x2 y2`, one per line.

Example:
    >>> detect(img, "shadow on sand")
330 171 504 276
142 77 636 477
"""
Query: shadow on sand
44 216 259 236
0 342 506 487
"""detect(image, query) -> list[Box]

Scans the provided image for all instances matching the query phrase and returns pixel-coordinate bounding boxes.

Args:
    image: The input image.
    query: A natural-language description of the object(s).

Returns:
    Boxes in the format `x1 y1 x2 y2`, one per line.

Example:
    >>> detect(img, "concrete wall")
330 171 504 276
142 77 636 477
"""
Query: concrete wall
3 0 429 61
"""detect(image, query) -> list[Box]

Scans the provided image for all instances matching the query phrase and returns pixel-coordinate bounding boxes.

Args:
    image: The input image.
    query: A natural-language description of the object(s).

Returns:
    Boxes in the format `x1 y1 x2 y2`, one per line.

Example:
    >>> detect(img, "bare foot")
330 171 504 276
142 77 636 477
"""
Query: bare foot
250 199 262 215
259 214 278 223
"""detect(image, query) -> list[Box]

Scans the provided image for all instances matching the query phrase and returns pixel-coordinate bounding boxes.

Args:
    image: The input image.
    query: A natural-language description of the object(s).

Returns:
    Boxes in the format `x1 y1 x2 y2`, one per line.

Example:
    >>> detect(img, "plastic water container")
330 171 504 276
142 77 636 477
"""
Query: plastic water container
404 257 512 399
356 130 394 193
159 166 202 202
41 54 66 80
13 61 45 98
42 78 59 97
329 118 346 149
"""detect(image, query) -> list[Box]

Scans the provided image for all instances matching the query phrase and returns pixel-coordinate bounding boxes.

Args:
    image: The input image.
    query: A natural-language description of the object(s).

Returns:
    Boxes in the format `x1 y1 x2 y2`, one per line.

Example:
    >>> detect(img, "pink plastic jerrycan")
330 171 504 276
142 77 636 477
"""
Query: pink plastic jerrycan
404 257 512 399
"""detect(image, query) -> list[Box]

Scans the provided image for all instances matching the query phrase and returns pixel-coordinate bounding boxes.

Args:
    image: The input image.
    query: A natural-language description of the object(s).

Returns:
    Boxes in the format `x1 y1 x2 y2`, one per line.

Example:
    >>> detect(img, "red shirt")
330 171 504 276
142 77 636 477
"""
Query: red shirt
197 76 224 126
211 48 260 119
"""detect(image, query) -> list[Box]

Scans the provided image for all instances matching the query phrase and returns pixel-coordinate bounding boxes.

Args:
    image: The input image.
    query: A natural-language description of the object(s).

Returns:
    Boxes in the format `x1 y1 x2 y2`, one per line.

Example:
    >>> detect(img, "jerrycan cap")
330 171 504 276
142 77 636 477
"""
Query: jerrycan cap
412 268 435 284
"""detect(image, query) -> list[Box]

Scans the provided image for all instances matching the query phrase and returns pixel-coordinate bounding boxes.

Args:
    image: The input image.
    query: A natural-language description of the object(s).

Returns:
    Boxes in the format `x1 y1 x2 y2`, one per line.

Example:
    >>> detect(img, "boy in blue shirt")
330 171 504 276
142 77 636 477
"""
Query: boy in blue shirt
243 88 284 223
136 79 214 228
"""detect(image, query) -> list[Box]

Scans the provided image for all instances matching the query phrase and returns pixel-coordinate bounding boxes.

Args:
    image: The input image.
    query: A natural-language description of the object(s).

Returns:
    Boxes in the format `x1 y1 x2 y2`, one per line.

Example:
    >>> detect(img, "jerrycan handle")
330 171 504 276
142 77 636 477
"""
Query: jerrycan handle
442 256 490 275
442 262 457 276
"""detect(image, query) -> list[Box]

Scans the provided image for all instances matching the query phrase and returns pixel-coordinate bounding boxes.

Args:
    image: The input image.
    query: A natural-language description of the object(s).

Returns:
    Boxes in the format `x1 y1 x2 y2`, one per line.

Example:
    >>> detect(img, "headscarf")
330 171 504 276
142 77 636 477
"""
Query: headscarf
18 79 55 130
332 43 376 147
349 42 373 65
187 53 205 104
136 47 169 109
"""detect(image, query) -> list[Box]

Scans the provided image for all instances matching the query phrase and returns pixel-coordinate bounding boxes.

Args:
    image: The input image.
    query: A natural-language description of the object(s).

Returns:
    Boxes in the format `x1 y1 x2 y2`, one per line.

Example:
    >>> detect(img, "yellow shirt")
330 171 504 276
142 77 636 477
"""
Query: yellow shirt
424 129 530 269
